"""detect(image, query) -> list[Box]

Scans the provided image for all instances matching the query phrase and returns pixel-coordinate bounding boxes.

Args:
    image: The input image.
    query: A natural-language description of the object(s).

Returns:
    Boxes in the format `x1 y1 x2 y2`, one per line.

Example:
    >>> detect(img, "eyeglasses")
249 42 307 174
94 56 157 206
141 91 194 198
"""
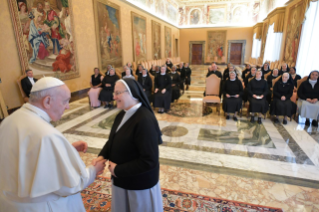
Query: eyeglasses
113 90 128 96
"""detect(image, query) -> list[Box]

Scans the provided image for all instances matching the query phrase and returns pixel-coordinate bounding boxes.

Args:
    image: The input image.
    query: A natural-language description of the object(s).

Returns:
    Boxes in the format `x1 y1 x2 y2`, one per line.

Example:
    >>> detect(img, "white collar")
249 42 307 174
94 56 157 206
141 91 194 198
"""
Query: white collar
28 77 34 80
255 78 261 81
230 78 236 81
142 74 147 77
124 102 142 113
23 103 51 123
160 73 165 75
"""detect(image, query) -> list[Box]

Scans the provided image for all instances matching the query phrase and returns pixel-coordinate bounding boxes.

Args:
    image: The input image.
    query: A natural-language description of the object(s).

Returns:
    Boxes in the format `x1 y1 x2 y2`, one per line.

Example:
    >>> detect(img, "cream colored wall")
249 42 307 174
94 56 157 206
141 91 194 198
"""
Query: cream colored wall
0 0 179 110
180 27 254 64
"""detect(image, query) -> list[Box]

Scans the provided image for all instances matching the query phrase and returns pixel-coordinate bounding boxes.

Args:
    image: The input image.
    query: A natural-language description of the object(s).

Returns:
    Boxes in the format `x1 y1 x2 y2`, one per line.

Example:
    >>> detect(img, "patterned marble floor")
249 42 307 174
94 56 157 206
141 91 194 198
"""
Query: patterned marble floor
55 65 319 211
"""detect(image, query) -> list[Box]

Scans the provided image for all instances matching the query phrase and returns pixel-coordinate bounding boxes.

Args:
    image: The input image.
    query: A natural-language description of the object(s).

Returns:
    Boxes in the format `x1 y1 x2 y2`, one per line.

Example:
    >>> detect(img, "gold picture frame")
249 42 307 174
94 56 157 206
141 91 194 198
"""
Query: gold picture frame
93 0 123 71
131 12 147 63
151 20 161 60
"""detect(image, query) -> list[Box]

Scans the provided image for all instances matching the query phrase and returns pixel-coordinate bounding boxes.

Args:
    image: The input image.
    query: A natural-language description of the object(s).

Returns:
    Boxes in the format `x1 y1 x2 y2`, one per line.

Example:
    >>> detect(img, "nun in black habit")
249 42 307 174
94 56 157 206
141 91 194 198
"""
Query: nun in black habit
177 62 185 92
247 70 269 124
222 71 243 121
99 68 119 108
289 67 301 87
92 78 163 212
184 63 192 90
138 68 153 103
271 73 295 125
261 62 271 77
169 66 181 102
154 66 172 113
242 64 251 80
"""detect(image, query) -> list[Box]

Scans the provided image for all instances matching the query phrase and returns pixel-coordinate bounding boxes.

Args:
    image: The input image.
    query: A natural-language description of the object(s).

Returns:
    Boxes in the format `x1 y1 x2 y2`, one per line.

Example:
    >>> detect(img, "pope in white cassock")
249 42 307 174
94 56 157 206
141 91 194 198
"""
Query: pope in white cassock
0 77 106 212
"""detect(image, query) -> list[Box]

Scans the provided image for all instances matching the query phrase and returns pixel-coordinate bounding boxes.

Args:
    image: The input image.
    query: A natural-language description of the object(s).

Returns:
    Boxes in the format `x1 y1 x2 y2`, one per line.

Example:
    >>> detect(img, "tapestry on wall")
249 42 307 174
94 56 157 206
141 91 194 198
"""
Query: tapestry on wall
206 30 226 63
93 0 122 71
7 0 79 80
131 12 147 63
260 21 269 61
164 26 172 58
151 20 161 60
283 0 303 64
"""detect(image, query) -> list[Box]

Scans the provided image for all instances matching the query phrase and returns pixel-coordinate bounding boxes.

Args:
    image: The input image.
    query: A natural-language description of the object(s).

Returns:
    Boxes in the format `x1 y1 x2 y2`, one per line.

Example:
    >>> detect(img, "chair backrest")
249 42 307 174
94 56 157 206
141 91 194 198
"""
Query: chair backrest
264 71 272 79
148 73 155 92
248 76 255 83
17 75 28 103
115 68 121 79
245 72 250 78
205 74 221 96
132 62 137 72
297 76 308 90
272 75 282 87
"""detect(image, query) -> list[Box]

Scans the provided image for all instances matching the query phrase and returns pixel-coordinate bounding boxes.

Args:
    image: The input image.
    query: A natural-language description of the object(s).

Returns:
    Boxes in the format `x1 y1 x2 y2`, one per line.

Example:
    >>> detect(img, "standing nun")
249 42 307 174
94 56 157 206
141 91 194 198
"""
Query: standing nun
138 68 153 103
184 63 192 90
92 78 163 212
169 66 181 102
154 66 172 113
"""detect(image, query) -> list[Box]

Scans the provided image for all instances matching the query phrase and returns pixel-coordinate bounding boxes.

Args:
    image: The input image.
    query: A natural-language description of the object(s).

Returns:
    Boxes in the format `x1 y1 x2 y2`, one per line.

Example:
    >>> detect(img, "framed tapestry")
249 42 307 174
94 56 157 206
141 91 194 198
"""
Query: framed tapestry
283 0 303 64
93 0 122 71
151 20 161 60
164 26 172 58
206 30 226 63
131 12 147 62
7 0 80 80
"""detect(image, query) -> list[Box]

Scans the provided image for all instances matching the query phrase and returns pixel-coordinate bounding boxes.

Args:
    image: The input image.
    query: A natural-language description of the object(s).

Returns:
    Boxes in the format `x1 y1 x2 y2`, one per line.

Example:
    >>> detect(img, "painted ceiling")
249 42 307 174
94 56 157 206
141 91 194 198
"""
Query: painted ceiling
126 0 289 27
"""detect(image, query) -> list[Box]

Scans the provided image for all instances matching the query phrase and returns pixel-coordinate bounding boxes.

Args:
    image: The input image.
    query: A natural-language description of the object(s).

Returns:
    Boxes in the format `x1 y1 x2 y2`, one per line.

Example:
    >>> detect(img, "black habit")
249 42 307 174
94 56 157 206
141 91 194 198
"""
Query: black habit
247 78 269 113
170 72 181 102
184 66 192 85
242 68 251 80
297 80 319 100
91 74 102 87
177 66 185 90
222 79 243 113
99 74 119 102
138 75 153 103
271 79 295 117
98 106 160 190
21 77 38 97
153 74 172 110
206 70 222 78
266 74 279 103
292 74 301 87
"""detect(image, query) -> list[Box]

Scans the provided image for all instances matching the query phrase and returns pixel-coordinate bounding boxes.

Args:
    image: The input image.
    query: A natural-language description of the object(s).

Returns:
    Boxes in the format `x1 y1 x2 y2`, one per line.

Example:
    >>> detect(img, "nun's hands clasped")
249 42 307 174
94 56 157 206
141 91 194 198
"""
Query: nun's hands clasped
155 88 159 93
108 161 117 177
162 88 166 94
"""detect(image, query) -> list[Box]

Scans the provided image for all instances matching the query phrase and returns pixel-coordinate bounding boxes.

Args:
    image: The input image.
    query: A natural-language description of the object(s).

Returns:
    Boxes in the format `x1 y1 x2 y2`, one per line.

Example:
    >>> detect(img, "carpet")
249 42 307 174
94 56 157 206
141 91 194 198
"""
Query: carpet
81 176 283 212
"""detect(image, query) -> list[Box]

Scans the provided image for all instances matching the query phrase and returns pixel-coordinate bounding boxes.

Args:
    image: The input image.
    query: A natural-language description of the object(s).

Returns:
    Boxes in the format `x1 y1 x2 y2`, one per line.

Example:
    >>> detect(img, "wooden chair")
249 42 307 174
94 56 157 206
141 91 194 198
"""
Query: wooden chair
203 74 221 115
264 71 272 80
17 75 29 103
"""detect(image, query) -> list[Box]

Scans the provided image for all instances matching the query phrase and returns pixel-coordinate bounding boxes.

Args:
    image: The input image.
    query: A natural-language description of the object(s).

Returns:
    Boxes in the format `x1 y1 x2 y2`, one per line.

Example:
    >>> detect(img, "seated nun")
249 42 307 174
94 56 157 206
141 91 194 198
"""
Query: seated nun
122 66 135 79
88 67 104 108
222 63 233 81
279 63 289 75
99 68 119 108
153 66 172 113
247 69 269 124
289 67 301 87
222 71 243 121
297 70 319 127
169 66 181 103
242 64 251 81
122 65 133 77
105 65 113 75
150 66 160 76
243 67 256 102
271 73 295 125
138 68 153 103
165 58 173 70
149 64 156 74
126 62 133 72
266 68 279 103
184 63 192 90
135 64 143 76
261 62 271 76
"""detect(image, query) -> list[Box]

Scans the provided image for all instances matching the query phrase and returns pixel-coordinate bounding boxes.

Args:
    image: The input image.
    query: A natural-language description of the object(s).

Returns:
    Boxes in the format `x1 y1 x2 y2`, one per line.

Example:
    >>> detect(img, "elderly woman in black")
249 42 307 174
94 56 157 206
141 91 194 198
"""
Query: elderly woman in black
289 67 301 87
247 70 269 124
243 67 256 102
92 78 163 212
170 65 181 102
223 71 243 121
154 66 172 113
184 63 192 90
99 68 119 108
122 66 135 79
266 68 279 103
297 70 319 126
271 73 295 125
138 68 153 103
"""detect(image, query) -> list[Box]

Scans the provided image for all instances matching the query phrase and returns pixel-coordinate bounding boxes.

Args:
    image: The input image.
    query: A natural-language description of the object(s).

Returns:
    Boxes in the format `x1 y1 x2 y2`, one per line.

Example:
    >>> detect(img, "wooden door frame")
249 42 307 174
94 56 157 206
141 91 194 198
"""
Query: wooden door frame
189 41 205 64
227 40 246 65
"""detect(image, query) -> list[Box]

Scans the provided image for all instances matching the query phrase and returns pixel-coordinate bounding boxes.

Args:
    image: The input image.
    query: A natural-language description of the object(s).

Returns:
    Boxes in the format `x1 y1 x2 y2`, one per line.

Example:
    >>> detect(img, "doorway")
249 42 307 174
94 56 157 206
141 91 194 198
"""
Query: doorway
189 41 205 65
227 40 246 65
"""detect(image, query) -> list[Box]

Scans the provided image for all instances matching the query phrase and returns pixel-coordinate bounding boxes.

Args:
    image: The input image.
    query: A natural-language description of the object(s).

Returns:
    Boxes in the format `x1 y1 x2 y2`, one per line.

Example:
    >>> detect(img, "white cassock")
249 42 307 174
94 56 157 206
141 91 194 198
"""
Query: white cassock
0 103 96 212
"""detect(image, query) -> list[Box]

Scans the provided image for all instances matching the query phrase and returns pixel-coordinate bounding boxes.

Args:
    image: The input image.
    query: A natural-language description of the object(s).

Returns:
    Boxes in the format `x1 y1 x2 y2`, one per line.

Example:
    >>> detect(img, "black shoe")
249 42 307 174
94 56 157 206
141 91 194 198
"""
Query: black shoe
283 119 287 125
257 117 262 124
233 116 238 121
305 119 310 126
274 118 279 123
312 120 318 127
226 115 230 120
250 116 255 123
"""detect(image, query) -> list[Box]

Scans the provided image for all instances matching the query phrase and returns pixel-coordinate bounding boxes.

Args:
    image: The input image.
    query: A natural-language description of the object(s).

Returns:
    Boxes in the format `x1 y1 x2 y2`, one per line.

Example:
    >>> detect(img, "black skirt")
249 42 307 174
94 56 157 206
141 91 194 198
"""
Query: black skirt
223 97 242 113
179 79 185 90
270 99 296 117
144 90 153 104
171 85 181 102
249 97 269 114
185 77 191 85
99 88 114 102
154 90 171 110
